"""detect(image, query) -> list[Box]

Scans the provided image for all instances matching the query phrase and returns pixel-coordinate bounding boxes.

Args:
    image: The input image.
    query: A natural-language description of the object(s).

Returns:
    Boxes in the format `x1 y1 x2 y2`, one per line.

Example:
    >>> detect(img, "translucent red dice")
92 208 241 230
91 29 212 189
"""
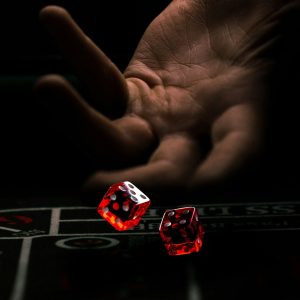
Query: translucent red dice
97 181 151 231
159 207 204 256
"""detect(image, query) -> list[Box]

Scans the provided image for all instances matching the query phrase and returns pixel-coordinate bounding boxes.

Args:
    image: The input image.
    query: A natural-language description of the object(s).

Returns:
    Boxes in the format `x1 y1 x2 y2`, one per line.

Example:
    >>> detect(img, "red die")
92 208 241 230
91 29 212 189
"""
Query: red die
159 207 204 256
97 181 151 231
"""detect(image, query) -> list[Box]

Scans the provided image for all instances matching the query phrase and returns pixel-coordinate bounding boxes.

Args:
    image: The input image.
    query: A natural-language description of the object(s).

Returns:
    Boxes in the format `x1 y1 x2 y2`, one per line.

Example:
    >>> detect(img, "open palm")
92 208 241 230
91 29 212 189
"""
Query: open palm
36 0 296 194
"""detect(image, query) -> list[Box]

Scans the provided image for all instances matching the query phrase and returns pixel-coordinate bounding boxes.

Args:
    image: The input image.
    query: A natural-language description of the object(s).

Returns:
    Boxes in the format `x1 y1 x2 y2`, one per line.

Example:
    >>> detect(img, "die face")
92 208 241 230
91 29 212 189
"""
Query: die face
159 207 204 256
123 181 150 204
159 207 198 243
97 182 150 231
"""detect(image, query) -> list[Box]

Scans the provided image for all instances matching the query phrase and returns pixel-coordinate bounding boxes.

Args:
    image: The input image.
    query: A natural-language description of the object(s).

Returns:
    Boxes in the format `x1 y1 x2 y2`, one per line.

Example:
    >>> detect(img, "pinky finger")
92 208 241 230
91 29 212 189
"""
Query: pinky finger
190 131 261 190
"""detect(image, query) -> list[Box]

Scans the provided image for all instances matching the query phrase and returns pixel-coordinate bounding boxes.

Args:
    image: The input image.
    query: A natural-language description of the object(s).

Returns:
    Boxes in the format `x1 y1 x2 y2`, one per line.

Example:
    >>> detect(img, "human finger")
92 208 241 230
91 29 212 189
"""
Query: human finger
83 134 202 195
39 6 128 117
190 103 263 189
35 75 153 165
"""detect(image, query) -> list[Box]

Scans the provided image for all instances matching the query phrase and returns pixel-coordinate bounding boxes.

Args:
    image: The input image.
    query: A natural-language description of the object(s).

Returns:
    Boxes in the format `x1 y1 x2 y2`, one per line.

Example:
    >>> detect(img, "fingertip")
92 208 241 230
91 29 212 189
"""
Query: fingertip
188 170 215 191
83 172 121 191
81 173 114 199
34 74 69 95
80 175 106 206
39 5 70 23
34 75 83 113
39 6 74 35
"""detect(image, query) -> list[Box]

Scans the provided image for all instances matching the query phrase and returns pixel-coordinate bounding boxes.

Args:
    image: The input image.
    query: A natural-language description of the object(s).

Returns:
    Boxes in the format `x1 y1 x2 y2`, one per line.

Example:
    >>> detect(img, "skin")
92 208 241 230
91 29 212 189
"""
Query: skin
35 0 299 195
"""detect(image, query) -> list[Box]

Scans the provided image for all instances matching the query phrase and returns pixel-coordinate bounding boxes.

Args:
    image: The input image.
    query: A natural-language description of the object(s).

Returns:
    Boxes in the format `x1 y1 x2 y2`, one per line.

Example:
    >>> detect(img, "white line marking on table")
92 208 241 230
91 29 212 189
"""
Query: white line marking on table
0 232 159 240
187 262 203 300
0 201 299 212
0 207 94 213
60 217 160 222
0 226 21 233
10 238 32 300
49 208 61 235
61 219 103 222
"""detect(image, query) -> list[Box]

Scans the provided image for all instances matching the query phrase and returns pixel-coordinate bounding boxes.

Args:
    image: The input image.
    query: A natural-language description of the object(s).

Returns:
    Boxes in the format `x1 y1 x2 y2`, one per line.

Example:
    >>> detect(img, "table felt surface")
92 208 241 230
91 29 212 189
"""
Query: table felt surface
1 196 300 300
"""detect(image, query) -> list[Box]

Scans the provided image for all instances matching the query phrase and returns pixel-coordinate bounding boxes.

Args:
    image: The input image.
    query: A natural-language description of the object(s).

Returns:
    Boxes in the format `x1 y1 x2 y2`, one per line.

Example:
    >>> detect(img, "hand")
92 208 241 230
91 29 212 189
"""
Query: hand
35 0 297 195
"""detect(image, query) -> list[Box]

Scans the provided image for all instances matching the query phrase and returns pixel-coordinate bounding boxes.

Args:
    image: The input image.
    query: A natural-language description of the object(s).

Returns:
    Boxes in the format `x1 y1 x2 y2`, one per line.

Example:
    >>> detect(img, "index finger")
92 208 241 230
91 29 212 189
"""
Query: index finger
39 6 128 118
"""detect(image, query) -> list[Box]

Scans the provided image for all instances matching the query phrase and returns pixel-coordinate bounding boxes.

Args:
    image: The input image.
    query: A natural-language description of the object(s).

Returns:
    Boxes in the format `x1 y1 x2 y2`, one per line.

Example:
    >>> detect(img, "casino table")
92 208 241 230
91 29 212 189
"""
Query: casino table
1 1 300 299
1 198 300 300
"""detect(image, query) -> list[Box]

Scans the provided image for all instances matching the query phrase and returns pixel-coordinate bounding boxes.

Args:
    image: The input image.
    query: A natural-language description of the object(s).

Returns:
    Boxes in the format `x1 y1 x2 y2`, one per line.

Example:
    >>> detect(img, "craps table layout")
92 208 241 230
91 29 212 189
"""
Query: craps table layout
1 198 300 300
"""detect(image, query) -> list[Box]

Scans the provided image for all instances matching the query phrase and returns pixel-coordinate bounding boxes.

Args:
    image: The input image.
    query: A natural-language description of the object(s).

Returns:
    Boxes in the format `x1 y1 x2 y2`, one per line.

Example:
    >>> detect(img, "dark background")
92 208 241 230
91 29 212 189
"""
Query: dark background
0 0 299 201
